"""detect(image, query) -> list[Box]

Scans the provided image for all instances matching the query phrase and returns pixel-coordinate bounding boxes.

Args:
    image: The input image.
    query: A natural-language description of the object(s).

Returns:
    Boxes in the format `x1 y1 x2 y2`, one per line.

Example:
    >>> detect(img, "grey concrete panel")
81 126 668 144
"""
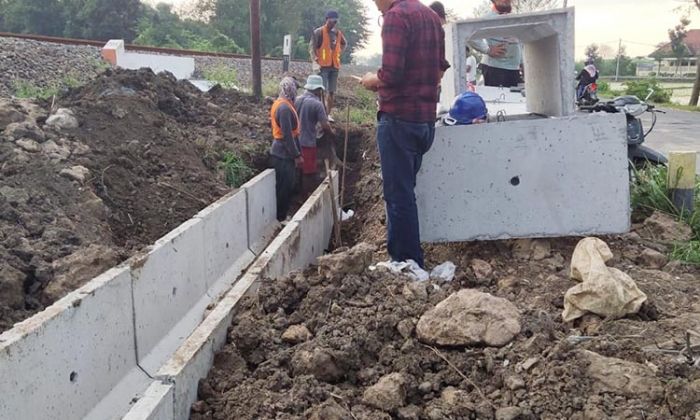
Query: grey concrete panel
131 218 209 374
445 8 575 117
0 267 149 420
416 113 630 242
242 169 279 255
195 190 255 299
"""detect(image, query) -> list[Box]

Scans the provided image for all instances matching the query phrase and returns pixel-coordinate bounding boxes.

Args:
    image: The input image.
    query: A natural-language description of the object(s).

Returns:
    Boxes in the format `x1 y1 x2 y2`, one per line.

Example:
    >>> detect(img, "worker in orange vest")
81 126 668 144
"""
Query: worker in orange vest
270 76 303 222
310 10 347 121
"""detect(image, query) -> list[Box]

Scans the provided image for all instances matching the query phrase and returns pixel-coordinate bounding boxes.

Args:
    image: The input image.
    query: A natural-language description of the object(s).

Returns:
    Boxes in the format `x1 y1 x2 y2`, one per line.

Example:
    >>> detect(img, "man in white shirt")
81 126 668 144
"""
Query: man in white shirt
465 46 477 85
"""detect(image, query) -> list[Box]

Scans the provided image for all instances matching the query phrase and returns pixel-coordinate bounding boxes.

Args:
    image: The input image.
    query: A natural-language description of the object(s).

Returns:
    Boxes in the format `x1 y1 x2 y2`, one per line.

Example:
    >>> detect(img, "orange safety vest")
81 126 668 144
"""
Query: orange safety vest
270 98 300 140
316 26 343 69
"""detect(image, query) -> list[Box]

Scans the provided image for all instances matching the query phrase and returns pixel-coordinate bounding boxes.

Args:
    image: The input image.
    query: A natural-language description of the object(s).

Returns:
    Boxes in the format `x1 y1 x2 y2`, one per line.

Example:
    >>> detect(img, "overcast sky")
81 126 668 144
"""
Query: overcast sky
157 0 700 59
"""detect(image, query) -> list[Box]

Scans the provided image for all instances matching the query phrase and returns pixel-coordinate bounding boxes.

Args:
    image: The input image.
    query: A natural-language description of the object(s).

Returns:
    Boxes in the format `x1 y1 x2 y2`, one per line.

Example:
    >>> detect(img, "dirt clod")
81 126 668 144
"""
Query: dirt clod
362 372 409 412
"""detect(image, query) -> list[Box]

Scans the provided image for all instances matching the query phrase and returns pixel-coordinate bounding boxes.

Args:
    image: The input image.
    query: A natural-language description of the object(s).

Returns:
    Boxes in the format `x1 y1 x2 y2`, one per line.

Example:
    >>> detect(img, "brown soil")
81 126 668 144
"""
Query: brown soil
192 132 700 420
0 68 270 331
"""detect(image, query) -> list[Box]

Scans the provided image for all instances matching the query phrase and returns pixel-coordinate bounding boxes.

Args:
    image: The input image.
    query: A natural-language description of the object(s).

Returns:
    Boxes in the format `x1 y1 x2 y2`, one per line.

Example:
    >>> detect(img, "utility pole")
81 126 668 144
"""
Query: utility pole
250 0 262 99
615 38 622 82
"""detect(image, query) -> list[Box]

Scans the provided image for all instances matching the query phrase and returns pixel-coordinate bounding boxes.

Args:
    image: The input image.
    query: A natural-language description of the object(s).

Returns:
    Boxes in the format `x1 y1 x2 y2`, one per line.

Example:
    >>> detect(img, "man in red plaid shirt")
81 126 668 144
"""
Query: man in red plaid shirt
361 0 450 268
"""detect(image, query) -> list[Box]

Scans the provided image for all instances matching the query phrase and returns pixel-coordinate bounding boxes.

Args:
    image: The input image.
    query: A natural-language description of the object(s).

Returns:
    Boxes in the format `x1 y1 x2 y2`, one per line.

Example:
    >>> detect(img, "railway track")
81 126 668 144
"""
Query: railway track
0 31 298 62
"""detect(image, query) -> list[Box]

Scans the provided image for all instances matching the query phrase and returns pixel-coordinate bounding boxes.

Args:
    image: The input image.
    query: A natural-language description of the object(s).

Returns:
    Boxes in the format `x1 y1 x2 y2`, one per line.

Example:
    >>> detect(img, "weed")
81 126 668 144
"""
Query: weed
263 80 279 98
12 80 59 100
203 66 239 89
347 86 377 125
631 164 700 263
218 151 253 188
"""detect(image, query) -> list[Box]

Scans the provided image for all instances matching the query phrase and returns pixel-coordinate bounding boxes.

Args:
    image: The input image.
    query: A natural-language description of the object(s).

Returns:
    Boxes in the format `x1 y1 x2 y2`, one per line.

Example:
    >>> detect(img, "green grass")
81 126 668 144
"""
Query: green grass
12 75 83 100
203 65 239 89
347 86 377 125
218 151 253 188
632 165 700 263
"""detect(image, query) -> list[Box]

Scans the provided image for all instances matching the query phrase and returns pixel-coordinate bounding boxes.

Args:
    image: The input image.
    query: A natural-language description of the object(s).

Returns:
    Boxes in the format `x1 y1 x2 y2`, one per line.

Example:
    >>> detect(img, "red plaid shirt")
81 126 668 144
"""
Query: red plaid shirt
378 0 450 123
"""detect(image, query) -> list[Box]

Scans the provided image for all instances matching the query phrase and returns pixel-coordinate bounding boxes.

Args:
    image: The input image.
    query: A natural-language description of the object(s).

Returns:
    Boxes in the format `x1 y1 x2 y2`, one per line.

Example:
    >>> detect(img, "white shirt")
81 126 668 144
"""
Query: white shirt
466 55 477 83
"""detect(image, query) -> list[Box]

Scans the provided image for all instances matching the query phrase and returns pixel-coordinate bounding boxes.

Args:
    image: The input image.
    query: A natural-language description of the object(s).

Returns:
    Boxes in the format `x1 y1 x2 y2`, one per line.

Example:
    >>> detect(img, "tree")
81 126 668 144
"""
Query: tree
584 44 603 68
668 17 691 76
1 0 65 36
198 0 369 62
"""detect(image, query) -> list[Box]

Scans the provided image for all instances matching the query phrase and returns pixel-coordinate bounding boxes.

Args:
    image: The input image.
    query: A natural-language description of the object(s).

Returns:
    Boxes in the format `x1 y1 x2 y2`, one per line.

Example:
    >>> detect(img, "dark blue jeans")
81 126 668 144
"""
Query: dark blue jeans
376 112 435 268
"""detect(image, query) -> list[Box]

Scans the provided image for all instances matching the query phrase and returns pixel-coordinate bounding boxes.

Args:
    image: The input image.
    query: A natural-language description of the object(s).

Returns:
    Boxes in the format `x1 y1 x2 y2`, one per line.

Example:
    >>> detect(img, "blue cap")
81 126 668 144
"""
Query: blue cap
326 10 339 19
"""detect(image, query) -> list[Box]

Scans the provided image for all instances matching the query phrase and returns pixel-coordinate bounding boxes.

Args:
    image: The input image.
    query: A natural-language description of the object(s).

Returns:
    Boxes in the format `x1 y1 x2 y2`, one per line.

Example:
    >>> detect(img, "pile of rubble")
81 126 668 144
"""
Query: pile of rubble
0 68 270 330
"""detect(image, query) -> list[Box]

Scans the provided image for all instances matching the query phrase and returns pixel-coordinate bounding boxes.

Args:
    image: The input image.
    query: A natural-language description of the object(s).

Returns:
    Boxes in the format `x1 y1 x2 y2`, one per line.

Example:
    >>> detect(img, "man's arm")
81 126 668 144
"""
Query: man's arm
309 28 322 62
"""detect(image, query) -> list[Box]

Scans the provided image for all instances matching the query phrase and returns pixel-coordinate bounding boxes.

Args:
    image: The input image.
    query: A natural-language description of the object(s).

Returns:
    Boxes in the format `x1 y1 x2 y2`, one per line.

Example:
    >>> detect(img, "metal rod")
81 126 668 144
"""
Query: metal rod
250 0 262 99
325 160 342 247
340 105 350 209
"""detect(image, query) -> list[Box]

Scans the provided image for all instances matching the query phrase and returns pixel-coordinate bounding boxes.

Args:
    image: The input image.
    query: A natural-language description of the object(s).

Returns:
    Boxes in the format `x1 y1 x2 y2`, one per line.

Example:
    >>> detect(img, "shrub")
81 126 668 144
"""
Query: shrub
203 66 239 89
623 79 671 103
218 151 253 187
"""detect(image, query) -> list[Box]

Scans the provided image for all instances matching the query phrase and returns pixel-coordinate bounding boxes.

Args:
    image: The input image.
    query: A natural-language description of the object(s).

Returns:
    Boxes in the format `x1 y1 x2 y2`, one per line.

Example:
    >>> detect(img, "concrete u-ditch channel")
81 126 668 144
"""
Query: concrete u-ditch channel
0 169 339 420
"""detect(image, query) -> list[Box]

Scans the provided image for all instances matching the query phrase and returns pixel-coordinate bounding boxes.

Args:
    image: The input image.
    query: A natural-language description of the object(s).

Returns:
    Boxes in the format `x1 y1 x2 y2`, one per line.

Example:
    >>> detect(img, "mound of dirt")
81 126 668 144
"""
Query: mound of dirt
192 238 700 419
0 68 271 331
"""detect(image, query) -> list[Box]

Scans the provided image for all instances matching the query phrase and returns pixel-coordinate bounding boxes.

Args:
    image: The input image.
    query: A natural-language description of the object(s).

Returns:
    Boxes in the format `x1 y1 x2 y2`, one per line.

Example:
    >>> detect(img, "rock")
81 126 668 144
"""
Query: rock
0 265 26 309
470 258 493 279
504 375 525 390
666 380 700 417
45 108 78 130
318 242 376 279
441 387 475 411
41 140 71 161
397 405 421 420
16 138 40 152
59 165 90 182
402 281 428 302
639 211 693 242
43 245 120 303
497 276 520 290
4 121 44 142
496 406 533 420
362 372 408 412
397 319 415 339
0 186 30 205
281 324 312 344
520 357 539 372
418 381 433 394
307 399 352 420
0 102 25 129
291 348 344 383
637 248 669 269
416 289 521 347
580 350 663 399
512 239 551 260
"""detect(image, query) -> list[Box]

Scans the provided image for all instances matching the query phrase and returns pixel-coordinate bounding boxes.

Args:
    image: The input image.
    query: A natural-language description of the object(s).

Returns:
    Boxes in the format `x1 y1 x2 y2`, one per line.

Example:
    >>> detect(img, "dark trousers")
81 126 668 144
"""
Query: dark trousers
482 64 521 88
271 155 297 221
376 112 435 268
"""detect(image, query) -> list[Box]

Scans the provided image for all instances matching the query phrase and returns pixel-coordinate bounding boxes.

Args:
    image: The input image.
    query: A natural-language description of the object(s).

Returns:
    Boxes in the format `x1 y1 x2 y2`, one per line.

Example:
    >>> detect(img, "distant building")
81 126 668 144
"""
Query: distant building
637 29 700 77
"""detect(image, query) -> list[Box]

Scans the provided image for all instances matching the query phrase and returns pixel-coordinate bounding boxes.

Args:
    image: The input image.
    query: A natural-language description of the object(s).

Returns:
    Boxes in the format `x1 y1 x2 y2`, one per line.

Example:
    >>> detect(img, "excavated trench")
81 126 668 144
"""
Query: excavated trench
189 129 700 420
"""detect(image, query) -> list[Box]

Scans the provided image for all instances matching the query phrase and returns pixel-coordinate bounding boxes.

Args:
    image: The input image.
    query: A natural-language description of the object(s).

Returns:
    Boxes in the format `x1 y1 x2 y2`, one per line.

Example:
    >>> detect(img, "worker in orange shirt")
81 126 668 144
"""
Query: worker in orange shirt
309 10 347 121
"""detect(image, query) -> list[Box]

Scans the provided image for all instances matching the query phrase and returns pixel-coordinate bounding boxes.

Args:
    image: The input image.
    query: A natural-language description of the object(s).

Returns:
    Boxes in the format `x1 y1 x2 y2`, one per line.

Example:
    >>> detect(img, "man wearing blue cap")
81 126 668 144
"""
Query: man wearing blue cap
310 10 347 120
295 74 335 195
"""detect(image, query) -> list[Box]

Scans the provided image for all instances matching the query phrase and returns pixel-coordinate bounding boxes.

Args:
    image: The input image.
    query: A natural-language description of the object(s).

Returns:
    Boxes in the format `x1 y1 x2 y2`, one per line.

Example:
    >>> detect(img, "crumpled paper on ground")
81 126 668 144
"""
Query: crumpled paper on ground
371 260 430 282
430 261 456 282
563 237 647 322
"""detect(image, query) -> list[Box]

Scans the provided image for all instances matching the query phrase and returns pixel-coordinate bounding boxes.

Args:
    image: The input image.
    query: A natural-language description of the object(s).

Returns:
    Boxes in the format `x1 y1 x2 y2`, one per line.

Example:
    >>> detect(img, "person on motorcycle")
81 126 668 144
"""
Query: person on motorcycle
576 60 599 101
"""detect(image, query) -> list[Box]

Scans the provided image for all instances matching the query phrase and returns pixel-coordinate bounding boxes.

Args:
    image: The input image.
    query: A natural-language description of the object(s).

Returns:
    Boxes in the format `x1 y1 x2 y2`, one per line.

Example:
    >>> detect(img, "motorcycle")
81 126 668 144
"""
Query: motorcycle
580 90 667 168
576 82 599 107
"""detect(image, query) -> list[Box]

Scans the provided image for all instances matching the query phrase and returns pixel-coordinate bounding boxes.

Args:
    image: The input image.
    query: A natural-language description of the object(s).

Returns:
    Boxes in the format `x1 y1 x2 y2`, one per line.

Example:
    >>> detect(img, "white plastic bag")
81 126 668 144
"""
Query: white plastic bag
430 261 456 282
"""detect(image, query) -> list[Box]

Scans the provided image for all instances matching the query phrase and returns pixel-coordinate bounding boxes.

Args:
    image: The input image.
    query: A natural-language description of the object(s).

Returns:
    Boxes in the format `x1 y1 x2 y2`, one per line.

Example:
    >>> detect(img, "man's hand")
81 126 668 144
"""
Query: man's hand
360 72 381 92
488 43 507 58
295 156 304 167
